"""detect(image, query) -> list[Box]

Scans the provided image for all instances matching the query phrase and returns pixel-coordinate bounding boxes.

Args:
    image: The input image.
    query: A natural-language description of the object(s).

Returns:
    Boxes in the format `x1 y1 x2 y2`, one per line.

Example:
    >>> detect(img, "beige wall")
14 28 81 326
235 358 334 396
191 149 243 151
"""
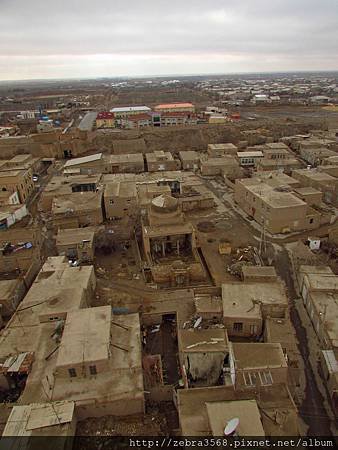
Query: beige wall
224 315 263 338
0 169 34 203
104 194 137 219
234 180 309 234
147 159 181 172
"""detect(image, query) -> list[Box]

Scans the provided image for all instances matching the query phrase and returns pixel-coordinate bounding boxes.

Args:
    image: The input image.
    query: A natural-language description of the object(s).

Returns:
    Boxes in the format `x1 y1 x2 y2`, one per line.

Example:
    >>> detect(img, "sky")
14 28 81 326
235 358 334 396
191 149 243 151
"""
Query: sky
1 0 338 80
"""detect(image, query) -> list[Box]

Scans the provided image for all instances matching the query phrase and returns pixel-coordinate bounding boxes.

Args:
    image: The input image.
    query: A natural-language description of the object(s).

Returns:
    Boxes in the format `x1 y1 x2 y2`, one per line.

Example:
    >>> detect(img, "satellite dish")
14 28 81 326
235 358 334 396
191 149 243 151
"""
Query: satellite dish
224 417 240 436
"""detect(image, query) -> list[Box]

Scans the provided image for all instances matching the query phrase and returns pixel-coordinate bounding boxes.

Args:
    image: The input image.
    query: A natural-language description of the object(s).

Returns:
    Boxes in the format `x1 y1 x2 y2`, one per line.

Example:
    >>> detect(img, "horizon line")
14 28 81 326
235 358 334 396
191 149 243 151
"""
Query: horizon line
1 69 338 84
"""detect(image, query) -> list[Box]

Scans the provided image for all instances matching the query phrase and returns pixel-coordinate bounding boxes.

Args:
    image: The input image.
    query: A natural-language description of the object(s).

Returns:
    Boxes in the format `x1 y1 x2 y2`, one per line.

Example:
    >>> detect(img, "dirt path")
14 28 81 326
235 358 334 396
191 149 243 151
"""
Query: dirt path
275 248 334 435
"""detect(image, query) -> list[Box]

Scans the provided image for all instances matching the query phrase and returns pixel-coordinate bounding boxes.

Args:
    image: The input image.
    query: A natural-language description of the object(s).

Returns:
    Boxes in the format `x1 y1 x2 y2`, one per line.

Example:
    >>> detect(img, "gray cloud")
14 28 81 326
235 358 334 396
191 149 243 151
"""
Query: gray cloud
1 0 338 79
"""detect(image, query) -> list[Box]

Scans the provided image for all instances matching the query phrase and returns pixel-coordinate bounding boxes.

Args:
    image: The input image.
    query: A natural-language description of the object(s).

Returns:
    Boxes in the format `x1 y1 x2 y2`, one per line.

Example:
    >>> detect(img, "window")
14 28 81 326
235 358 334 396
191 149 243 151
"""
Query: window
233 322 243 332
89 365 97 375
259 371 273 385
243 371 258 386
68 368 77 378
309 218 314 224
109 200 114 204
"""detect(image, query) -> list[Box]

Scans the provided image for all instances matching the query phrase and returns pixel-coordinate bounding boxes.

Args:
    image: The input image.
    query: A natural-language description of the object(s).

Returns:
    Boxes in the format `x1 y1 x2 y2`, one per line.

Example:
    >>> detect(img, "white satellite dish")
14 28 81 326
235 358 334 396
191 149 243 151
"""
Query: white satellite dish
224 417 240 436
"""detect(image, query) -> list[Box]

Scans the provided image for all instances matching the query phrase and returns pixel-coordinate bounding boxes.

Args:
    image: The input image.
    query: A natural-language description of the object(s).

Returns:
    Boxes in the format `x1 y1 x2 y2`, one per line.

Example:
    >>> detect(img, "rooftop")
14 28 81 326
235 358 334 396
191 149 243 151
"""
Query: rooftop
177 384 297 436
264 318 297 346
178 328 228 353
179 150 199 160
110 106 151 113
253 171 300 187
2 401 75 437
155 103 194 109
56 227 95 247
231 342 287 370
294 187 322 195
237 151 264 158
146 151 174 162
206 400 265 436
222 281 287 316
309 291 338 348
78 112 97 131
52 191 102 215
109 153 144 164
265 142 290 150
56 306 111 369
43 174 101 195
238 178 307 209
63 153 102 168
104 181 137 198
0 170 25 178
293 169 337 183
0 279 20 300
0 257 95 359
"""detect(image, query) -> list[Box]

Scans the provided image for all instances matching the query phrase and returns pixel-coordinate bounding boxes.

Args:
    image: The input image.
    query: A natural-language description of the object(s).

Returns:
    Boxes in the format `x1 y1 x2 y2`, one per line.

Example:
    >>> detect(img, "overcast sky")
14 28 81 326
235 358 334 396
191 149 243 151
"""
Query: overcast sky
1 0 338 80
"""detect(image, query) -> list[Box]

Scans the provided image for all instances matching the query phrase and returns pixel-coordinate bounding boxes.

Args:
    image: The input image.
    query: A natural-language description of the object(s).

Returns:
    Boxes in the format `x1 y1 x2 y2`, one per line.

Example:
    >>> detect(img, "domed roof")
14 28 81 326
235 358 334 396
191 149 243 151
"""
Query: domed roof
151 194 179 213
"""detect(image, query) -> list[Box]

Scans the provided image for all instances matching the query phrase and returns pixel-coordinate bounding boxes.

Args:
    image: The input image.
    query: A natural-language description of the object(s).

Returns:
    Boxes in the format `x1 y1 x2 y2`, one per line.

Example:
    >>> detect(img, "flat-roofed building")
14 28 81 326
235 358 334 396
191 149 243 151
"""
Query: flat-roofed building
50 306 144 418
3 154 41 173
237 150 263 167
0 203 28 230
154 102 195 113
256 157 303 173
177 384 298 436
56 227 95 262
300 146 336 166
63 153 105 175
122 113 152 129
0 256 96 366
0 169 34 204
178 328 229 387
146 151 181 172
51 190 103 229
158 111 198 127
109 154 144 174
206 399 265 436
2 401 76 438
96 111 115 128
298 265 338 352
241 265 278 283
137 183 172 208
201 156 242 178
234 177 320 234
251 171 301 188
40 174 101 212
0 190 20 206
178 151 199 170
104 181 137 219
324 155 338 166
207 143 238 157
318 164 338 178
320 350 338 415
293 187 323 206
292 168 338 206
230 343 288 389
222 282 288 338
110 106 151 118
264 318 300 367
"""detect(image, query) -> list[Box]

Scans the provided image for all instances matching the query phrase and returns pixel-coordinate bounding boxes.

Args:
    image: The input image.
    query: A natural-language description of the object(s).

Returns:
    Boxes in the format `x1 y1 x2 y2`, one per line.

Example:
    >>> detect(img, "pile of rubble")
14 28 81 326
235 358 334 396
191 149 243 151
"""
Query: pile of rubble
227 245 261 277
